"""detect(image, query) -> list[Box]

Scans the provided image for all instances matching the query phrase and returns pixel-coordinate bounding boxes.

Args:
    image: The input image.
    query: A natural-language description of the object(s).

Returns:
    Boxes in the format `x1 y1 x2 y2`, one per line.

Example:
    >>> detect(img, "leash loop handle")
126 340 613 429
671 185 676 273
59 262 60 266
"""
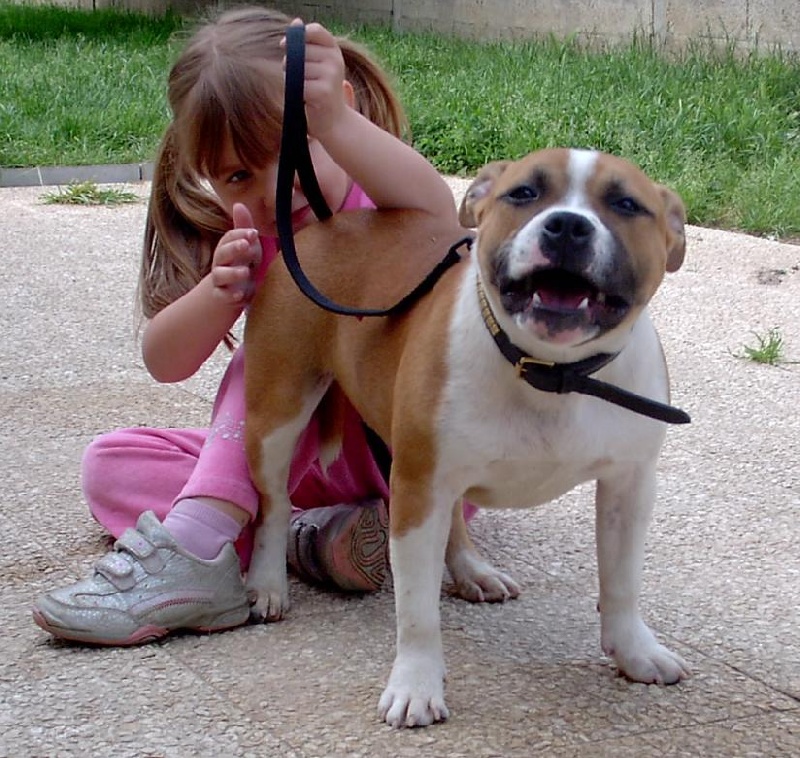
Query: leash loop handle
277 23 464 318
279 24 332 223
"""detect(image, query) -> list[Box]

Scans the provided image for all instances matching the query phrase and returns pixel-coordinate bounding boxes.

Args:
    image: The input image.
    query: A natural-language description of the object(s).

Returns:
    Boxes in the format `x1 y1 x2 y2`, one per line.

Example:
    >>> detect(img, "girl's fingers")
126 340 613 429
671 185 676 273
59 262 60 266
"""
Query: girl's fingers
302 24 342 77
232 202 255 230
211 265 253 303
281 18 333 55
303 22 336 49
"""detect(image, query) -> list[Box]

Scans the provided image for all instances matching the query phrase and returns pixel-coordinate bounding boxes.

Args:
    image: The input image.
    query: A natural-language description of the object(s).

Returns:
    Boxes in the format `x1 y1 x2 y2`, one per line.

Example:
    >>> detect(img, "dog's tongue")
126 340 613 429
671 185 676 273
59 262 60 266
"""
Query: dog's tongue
535 285 591 311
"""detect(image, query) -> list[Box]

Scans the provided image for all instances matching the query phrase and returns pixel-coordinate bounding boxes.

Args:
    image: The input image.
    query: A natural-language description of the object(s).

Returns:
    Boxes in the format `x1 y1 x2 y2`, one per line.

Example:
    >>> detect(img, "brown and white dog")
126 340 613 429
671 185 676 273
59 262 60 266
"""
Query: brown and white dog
244 148 690 727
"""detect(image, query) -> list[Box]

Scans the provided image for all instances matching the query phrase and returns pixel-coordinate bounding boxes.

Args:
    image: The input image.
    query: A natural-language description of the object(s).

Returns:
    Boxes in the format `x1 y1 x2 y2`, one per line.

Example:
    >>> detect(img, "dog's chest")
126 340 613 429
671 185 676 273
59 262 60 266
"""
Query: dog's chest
440 379 620 507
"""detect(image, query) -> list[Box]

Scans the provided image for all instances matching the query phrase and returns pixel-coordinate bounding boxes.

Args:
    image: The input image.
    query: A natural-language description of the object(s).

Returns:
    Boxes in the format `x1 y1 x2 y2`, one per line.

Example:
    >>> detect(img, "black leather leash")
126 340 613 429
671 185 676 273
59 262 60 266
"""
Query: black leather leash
277 23 467 318
476 277 691 424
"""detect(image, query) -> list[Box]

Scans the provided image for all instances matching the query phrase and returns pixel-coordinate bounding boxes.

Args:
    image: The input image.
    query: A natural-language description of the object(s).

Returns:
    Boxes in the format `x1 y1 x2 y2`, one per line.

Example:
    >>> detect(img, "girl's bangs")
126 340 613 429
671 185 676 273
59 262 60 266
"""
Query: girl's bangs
182 62 284 178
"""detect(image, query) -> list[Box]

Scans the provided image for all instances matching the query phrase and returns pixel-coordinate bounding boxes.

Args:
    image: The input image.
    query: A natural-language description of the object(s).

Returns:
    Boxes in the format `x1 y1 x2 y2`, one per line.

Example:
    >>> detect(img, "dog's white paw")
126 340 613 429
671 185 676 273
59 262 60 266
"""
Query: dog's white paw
448 552 521 603
602 613 690 684
245 577 290 623
377 656 449 728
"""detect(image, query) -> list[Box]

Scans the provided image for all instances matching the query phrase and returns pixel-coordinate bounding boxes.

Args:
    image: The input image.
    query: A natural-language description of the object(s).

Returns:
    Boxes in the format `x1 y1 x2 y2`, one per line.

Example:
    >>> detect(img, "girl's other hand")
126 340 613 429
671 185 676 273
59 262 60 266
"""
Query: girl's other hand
211 203 262 306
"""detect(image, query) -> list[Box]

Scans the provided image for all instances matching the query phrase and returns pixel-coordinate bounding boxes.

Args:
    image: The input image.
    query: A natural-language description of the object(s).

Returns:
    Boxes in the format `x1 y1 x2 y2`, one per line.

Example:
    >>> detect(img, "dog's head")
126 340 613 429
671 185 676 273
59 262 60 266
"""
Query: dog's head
460 148 686 360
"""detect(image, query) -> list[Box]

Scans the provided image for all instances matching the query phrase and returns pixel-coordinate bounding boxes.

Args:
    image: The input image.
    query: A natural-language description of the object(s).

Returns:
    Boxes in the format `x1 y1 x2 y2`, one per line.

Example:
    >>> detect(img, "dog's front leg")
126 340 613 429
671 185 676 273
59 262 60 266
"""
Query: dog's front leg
378 487 453 728
595 463 690 684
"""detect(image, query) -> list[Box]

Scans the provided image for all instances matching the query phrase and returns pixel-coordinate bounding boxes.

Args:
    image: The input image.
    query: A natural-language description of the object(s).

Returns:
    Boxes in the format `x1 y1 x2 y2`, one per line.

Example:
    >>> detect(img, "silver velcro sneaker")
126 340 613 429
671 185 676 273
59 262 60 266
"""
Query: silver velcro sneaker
33 511 250 645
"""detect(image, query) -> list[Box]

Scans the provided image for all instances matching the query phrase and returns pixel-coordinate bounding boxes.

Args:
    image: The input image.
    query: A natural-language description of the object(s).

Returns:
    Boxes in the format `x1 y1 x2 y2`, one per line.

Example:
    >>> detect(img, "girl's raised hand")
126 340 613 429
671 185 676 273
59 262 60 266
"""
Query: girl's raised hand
210 203 262 306
291 20 349 140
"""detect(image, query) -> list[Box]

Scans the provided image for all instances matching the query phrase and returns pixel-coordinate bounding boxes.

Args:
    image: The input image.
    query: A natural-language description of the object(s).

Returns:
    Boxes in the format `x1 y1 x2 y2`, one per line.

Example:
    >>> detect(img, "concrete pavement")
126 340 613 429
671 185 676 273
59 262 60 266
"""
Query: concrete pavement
1 179 798 757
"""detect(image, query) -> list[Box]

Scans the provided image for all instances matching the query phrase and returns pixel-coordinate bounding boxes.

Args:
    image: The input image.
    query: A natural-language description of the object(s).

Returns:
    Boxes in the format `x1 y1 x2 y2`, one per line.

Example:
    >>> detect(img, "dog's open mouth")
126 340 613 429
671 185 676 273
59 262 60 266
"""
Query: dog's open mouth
499 268 630 333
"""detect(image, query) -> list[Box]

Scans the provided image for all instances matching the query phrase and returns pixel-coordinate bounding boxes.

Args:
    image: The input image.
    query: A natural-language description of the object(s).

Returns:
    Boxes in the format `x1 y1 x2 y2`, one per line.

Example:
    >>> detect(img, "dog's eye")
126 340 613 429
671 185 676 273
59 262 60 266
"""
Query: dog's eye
610 196 646 216
504 185 539 205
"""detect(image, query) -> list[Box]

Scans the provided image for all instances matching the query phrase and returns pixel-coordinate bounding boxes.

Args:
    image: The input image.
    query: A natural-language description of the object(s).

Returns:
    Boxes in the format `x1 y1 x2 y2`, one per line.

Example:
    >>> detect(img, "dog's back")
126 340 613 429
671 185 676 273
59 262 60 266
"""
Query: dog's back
244 209 471 449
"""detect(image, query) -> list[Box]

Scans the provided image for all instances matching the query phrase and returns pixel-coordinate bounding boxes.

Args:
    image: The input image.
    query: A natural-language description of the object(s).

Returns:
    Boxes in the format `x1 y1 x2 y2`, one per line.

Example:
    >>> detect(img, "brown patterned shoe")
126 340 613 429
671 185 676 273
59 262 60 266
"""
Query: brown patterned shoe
287 499 389 592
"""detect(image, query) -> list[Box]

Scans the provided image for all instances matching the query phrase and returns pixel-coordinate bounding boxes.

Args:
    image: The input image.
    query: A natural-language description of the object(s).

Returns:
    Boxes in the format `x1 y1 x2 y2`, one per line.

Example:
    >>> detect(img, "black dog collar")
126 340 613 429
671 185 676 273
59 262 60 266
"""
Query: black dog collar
476 277 691 424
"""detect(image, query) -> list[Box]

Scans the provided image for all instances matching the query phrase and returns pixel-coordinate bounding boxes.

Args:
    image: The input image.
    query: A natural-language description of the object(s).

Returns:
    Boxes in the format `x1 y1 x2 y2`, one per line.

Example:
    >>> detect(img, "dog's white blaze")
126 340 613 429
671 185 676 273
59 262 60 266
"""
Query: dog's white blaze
563 149 619 277
505 148 617 291
556 149 605 231
565 148 598 206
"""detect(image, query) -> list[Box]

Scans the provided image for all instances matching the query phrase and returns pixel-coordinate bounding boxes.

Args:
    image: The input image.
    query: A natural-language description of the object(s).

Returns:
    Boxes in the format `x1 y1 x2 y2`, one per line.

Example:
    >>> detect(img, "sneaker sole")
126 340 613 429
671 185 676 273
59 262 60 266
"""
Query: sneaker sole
288 501 390 592
346 502 390 591
325 501 389 592
32 606 249 647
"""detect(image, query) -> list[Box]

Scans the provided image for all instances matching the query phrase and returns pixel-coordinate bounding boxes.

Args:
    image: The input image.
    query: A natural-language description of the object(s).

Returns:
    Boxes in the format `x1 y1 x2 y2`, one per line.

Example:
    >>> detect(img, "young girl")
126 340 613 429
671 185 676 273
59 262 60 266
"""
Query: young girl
33 6 471 646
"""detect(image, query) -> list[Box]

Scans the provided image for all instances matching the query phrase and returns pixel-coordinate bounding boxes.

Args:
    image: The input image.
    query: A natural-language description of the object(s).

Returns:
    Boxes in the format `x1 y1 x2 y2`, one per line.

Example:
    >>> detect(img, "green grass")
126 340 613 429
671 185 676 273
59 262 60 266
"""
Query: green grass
738 327 789 366
41 180 138 206
0 3 183 167
2 2 800 237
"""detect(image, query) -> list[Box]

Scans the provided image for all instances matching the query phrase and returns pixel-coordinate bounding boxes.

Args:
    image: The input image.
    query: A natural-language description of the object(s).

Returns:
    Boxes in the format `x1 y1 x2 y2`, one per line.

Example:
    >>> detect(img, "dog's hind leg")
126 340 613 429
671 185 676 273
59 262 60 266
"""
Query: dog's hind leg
595 463 690 684
445 502 521 603
245 381 329 622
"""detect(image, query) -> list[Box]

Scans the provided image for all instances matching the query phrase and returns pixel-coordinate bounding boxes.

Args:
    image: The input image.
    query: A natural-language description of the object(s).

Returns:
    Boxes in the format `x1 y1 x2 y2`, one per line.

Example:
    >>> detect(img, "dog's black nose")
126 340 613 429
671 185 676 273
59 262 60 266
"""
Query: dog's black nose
540 211 594 268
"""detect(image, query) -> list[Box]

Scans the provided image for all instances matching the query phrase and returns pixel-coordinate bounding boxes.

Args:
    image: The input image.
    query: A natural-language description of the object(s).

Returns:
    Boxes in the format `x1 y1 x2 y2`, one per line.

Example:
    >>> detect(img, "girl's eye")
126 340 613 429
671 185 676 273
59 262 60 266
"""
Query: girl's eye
228 169 251 185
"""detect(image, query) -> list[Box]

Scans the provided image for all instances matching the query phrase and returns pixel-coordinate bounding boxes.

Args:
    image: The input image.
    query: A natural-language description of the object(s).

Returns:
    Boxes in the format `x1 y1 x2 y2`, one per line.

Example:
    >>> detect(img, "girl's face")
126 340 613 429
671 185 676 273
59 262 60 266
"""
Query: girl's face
208 136 350 236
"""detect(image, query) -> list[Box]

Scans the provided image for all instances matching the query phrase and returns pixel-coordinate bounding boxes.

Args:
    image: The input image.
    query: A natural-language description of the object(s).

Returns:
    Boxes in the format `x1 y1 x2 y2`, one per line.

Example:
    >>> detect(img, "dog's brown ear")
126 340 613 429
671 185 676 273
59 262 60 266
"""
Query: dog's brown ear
458 161 511 227
660 186 687 272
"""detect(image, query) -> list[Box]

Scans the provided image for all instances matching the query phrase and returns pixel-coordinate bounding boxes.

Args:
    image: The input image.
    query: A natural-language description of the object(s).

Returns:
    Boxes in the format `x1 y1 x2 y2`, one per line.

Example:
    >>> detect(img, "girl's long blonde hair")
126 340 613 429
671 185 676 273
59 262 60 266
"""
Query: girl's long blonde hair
139 6 408 335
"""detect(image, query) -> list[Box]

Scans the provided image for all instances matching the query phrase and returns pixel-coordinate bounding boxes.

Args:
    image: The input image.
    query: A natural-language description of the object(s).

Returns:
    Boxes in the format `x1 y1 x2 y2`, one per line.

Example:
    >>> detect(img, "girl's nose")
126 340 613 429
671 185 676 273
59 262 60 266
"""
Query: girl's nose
260 168 299 210
260 189 276 217
261 176 278 210
261 163 281 204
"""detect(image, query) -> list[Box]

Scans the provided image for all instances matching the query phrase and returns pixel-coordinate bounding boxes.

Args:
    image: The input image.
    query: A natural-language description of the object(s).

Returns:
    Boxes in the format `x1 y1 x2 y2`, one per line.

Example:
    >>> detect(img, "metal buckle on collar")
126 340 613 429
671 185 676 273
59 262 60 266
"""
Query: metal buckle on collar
515 356 555 377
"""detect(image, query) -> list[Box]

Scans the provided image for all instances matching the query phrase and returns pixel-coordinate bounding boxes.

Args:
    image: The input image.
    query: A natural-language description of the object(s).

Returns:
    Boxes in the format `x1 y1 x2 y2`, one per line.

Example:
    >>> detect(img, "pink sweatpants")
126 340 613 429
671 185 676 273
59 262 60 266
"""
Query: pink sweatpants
83 348 392 568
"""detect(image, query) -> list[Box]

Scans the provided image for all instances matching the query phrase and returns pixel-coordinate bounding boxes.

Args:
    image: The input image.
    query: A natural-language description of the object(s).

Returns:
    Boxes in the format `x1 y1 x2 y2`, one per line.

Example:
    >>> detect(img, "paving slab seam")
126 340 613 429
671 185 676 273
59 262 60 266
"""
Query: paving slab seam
719 660 800 704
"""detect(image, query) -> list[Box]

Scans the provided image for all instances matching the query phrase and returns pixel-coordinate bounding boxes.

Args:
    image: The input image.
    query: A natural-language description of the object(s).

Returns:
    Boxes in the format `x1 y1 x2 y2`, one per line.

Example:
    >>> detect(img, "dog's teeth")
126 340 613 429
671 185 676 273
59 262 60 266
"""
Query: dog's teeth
532 292 543 306
578 297 589 310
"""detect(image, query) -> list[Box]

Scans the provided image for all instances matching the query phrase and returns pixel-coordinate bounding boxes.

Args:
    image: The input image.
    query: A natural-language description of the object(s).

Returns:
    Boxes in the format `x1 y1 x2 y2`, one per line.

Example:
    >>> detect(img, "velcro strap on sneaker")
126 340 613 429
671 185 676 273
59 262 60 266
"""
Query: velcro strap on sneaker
116 528 166 573
94 552 137 590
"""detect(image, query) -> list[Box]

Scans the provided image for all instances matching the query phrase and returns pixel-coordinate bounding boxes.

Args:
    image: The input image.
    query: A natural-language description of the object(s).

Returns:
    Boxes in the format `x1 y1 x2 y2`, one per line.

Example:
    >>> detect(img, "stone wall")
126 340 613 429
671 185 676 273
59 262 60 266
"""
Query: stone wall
24 0 800 51
270 0 800 51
